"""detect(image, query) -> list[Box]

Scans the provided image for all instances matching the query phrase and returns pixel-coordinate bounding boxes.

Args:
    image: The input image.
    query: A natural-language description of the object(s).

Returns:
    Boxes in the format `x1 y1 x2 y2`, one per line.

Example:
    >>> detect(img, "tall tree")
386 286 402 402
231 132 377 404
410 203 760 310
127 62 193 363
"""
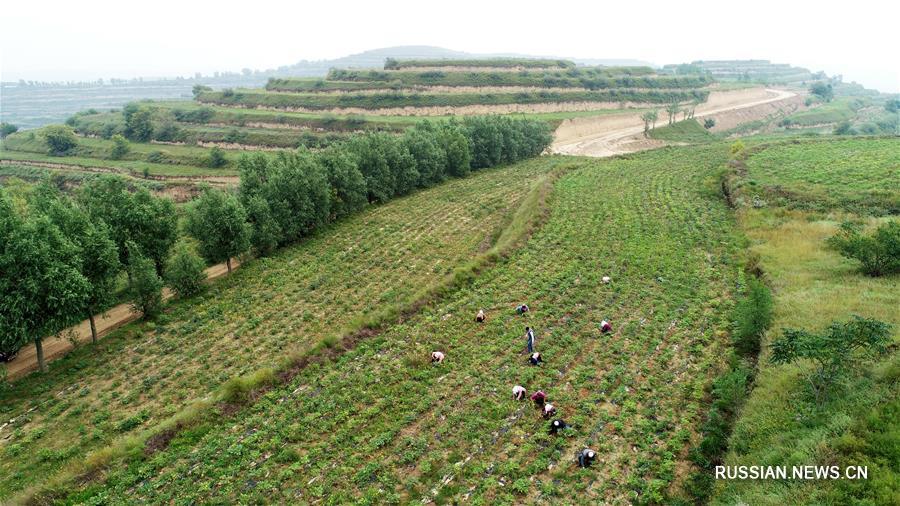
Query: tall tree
186 188 251 273
36 185 120 344
79 176 177 277
0 192 89 372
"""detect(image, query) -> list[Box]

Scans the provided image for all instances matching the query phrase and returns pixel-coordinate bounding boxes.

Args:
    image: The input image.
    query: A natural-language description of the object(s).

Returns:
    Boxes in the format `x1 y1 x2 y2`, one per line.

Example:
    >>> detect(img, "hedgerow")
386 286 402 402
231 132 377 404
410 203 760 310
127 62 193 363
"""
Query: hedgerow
199 88 710 110
384 57 576 69
270 72 710 91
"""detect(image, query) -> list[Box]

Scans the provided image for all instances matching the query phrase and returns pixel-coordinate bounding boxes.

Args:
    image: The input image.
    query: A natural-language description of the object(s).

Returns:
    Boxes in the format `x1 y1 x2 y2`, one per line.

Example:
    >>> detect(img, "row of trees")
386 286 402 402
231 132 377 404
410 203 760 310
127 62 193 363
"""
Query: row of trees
0 116 552 372
0 180 185 370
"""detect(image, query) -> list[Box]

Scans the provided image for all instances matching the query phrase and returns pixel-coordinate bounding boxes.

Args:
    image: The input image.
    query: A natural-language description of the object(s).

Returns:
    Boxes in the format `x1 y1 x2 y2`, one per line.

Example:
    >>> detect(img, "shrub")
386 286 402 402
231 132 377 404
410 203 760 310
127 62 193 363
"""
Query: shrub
165 241 207 298
42 125 78 155
109 134 130 160
729 140 746 158
770 316 892 402
827 221 900 276
127 246 164 318
732 276 773 356
207 147 228 168
145 151 165 164
703 118 716 129
0 122 18 138
833 121 855 135
123 104 154 142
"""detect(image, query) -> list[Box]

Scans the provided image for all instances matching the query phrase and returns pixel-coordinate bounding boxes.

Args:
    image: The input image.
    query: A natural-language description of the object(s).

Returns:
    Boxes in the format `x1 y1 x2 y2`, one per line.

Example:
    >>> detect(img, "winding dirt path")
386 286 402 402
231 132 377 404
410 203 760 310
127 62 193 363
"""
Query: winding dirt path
4 259 240 381
552 88 797 157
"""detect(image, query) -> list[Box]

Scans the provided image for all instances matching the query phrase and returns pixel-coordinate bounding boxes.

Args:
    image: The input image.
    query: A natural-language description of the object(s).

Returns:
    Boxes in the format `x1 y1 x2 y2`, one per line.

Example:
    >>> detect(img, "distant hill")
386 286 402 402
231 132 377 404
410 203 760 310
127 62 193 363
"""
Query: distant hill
1 46 657 129
271 46 656 75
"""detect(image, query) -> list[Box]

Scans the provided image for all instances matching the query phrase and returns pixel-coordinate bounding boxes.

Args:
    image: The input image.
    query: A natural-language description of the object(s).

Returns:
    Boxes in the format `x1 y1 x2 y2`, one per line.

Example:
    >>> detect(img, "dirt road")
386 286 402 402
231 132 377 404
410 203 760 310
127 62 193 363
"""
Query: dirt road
4 259 240 380
552 88 798 157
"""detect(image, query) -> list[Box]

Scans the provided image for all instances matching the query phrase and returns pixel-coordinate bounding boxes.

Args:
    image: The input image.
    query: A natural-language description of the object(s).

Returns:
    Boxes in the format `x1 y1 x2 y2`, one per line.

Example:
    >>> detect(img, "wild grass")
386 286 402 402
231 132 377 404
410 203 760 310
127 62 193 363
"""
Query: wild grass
649 119 716 143
712 137 900 506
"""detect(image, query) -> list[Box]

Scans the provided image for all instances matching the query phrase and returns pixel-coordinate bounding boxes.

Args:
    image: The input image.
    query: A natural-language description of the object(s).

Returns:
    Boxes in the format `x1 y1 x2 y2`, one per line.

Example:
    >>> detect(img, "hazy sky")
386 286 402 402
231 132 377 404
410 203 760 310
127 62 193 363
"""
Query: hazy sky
2 0 898 92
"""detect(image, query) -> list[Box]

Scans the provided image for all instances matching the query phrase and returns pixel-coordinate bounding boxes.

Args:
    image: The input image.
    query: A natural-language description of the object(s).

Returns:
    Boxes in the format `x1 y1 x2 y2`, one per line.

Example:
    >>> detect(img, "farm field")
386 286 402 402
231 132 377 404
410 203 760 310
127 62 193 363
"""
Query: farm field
741 137 900 214
49 143 744 504
715 136 900 505
0 157 559 499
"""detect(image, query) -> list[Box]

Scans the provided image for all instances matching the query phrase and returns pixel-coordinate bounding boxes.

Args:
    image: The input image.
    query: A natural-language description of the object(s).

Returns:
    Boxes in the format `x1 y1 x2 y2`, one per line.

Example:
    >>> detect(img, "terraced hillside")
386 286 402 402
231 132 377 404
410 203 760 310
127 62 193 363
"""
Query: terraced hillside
44 143 745 504
663 60 819 85
198 59 711 116
0 158 559 499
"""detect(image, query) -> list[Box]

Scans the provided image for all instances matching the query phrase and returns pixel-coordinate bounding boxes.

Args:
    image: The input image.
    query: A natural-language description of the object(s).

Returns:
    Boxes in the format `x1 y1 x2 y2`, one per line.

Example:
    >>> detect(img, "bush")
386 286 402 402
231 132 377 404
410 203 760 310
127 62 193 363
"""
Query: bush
145 151 165 164
703 118 716 129
732 276 773 356
0 123 18 138
729 140 746 158
165 241 207 298
770 316 892 402
42 125 78 155
827 221 900 276
123 104 154 142
834 121 855 135
109 134 130 160
207 147 228 168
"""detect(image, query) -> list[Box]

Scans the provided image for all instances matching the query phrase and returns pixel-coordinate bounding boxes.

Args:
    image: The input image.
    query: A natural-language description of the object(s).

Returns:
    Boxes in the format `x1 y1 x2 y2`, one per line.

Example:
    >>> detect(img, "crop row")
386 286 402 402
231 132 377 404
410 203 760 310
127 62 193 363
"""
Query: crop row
61 143 743 504
198 89 711 111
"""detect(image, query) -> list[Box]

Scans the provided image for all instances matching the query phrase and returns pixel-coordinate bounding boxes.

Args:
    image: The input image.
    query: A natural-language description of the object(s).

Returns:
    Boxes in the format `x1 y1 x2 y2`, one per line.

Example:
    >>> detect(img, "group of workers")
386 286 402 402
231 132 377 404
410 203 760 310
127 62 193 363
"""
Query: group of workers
431 301 614 468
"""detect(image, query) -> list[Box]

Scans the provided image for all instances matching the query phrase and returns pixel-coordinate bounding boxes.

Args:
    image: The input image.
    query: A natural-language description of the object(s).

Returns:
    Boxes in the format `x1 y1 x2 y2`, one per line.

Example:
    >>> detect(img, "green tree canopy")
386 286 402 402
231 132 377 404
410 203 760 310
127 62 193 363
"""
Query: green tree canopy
186 188 251 272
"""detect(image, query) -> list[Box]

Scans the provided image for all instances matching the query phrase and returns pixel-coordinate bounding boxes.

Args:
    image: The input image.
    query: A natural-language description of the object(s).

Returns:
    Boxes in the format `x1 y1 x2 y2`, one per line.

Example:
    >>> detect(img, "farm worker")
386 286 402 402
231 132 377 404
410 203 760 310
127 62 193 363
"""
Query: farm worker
475 309 486 323
578 448 597 468
602 276 611 284
600 320 612 333
516 304 530 315
512 385 527 400
529 352 543 366
542 403 557 419
549 419 568 435
530 390 547 406
431 351 445 364
525 327 536 353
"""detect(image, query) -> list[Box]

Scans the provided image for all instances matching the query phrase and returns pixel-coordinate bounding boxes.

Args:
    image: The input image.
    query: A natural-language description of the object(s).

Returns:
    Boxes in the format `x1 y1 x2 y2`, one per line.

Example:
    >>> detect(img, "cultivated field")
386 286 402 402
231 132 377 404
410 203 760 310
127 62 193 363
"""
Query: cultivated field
0 158 558 498
37 143 745 504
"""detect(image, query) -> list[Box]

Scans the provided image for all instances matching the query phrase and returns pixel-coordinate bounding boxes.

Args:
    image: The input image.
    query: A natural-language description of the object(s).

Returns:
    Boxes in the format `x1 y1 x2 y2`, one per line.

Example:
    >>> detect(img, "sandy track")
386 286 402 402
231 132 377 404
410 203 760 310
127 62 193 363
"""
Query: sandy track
5 259 240 380
552 88 797 157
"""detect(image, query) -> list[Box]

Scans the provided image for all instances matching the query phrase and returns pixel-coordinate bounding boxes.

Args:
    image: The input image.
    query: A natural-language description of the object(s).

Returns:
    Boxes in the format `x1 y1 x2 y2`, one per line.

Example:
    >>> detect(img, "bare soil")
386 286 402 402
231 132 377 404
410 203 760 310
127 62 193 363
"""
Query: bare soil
552 88 798 157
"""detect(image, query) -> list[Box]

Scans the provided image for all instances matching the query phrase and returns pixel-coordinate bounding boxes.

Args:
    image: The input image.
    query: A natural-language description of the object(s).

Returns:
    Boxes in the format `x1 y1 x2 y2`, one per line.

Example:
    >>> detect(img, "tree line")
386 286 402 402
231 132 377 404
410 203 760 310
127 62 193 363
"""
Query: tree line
0 116 552 372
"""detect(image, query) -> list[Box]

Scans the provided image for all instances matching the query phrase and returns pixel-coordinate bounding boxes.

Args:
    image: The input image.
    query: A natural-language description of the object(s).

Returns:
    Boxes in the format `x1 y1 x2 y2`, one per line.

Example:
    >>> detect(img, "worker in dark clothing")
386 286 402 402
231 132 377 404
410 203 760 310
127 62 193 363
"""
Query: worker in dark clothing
525 327 536 353
549 419 568 435
578 448 596 468
530 390 547 406
600 320 612 333
516 304 530 315
528 352 542 366
475 309 486 322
